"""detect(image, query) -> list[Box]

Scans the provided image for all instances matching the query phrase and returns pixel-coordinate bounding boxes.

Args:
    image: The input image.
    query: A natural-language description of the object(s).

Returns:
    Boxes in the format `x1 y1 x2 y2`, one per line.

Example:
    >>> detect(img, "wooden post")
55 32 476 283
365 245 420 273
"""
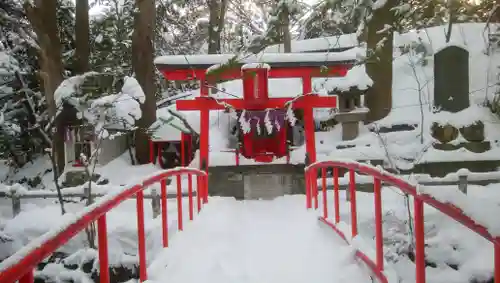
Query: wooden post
151 188 161 218
458 174 468 195
199 78 210 173
301 76 316 163
11 194 21 216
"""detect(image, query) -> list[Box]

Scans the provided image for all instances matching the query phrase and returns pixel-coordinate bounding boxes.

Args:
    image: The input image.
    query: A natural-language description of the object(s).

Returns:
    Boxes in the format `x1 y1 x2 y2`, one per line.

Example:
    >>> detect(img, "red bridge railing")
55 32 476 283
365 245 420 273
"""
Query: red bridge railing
0 167 208 283
305 160 500 283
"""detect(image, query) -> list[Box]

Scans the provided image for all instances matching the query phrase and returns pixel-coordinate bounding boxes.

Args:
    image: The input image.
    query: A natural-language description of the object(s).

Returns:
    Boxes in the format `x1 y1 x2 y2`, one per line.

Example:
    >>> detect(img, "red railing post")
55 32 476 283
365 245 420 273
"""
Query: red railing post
373 177 384 271
202 175 209 206
314 169 319 210
196 175 202 213
18 269 34 283
203 173 209 204
333 167 340 224
97 215 110 283
181 134 185 166
176 175 184 231
305 169 312 209
136 190 147 282
495 240 500 283
414 197 426 283
321 167 327 218
348 169 358 237
160 179 168 247
188 173 194 221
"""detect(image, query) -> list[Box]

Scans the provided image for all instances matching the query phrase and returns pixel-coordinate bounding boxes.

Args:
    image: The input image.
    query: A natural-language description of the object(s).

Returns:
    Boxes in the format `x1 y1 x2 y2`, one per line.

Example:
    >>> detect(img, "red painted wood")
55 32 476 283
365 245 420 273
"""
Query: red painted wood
176 175 183 231
136 190 147 281
414 197 425 283
202 175 209 204
18 270 34 283
97 215 110 283
181 133 186 166
198 76 210 179
495 242 500 283
333 167 340 224
174 62 341 166
176 95 337 111
321 168 327 218
373 177 384 271
348 169 358 237
188 173 194 221
160 179 168 247
196 175 202 213
242 68 269 103
160 65 350 81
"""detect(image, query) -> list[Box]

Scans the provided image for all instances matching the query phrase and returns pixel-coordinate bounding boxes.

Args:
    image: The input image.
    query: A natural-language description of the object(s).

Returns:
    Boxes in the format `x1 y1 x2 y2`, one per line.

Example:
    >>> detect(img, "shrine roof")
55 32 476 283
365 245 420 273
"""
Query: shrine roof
149 107 192 142
154 48 361 70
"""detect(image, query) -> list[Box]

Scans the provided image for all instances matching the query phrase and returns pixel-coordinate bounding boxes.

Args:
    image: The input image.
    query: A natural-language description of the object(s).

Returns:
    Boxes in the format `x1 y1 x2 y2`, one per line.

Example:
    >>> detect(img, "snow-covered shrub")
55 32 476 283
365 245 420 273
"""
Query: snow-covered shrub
54 72 145 139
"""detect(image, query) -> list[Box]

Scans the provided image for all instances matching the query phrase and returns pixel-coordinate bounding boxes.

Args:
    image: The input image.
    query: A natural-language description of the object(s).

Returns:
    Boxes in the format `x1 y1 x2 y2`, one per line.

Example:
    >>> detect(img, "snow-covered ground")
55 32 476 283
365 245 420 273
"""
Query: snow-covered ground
147 196 371 283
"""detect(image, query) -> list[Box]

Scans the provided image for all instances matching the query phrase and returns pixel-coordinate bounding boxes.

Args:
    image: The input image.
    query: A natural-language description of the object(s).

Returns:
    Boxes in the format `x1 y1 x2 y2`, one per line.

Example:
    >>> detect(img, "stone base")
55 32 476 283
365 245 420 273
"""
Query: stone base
403 159 500 177
432 141 491 153
208 164 305 200
62 170 101 188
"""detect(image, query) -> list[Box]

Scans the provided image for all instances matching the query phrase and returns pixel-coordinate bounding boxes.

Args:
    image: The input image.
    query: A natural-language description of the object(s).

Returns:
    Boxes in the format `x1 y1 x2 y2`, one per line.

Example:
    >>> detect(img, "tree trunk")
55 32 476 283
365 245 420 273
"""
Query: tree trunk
218 0 228 51
281 6 291 53
75 0 90 73
132 0 157 164
207 0 227 54
24 0 66 173
364 0 396 123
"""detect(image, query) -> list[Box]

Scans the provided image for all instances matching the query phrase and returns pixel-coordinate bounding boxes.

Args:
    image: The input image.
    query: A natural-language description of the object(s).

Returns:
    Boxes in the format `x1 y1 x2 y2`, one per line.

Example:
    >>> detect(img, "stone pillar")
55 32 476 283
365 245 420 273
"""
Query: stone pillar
334 87 369 141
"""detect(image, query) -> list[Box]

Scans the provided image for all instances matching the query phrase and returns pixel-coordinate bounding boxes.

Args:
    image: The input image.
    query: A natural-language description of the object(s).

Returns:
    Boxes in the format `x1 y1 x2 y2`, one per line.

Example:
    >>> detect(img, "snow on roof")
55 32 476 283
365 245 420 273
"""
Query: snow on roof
150 107 192 141
321 64 372 92
264 23 492 54
264 33 358 53
154 47 362 66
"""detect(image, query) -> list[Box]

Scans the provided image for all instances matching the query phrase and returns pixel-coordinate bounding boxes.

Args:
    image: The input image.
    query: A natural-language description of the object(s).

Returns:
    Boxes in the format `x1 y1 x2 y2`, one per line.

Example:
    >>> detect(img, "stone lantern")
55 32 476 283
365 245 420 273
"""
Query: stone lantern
333 86 369 141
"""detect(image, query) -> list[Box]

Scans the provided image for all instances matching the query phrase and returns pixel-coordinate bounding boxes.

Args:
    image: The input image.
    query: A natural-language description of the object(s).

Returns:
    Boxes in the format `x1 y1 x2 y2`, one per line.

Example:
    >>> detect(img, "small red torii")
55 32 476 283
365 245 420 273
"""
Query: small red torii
154 51 356 172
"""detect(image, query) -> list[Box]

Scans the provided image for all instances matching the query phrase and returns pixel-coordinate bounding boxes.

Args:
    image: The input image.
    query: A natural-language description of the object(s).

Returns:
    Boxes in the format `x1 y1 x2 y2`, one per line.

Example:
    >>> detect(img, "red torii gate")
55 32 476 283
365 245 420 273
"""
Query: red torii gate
155 52 355 199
